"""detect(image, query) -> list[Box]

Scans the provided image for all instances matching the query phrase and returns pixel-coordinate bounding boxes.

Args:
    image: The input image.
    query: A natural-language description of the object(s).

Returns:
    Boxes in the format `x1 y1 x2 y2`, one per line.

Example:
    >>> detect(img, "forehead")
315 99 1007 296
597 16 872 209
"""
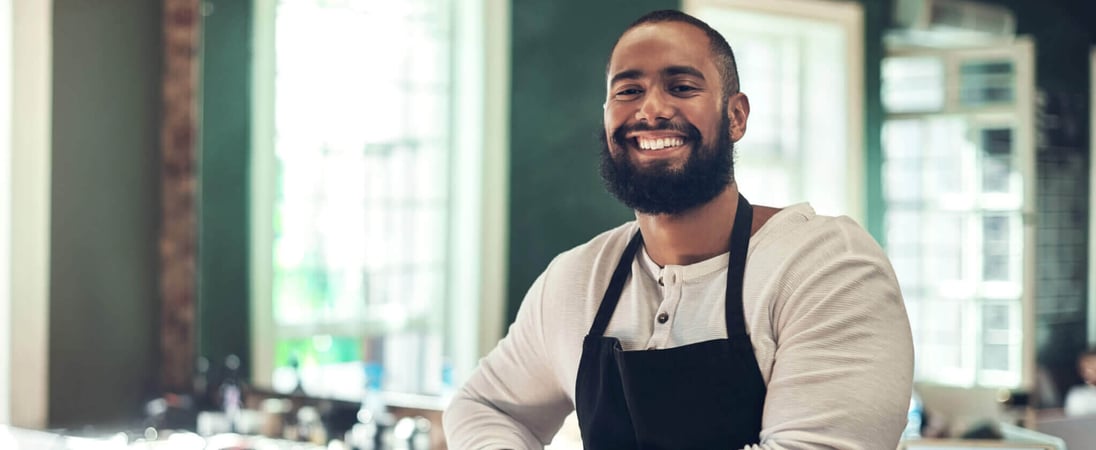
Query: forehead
608 22 716 80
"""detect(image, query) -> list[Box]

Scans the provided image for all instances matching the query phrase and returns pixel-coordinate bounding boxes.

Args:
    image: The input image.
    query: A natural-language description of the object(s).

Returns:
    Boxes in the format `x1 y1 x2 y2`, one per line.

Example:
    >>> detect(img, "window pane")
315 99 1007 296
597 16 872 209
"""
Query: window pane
982 214 1011 281
981 344 1010 372
924 213 964 282
917 300 966 371
980 128 1013 194
271 0 452 396
981 303 1015 372
959 60 1014 107
883 56 945 113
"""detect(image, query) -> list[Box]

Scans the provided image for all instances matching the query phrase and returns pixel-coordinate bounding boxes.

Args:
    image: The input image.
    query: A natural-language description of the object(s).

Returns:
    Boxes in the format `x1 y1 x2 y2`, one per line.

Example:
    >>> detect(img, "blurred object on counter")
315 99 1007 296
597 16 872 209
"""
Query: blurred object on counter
918 385 1010 437
904 388 924 440
959 421 1003 440
996 388 1036 428
897 439 1058 449
259 398 292 438
1035 414 1096 450
296 406 327 445
0 425 335 449
391 416 431 450
998 422 1066 449
143 393 197 432
220 355 244 432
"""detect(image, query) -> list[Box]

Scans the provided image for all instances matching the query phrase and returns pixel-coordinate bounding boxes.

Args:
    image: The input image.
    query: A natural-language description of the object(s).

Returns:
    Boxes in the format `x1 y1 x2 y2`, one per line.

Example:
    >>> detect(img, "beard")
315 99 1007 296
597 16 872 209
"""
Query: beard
598 114 735 215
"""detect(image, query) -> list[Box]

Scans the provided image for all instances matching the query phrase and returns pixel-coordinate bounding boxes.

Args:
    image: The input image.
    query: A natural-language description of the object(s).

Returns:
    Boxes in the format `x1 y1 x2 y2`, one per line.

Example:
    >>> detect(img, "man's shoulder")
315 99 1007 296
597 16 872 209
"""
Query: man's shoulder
749 204 894 274
753 203 887 263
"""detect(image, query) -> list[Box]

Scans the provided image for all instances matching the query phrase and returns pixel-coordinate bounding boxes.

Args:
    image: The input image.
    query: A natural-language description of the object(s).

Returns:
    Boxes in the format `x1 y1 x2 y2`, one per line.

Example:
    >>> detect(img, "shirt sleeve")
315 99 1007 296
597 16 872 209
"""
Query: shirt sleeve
443 266 575 449
743 249 915 449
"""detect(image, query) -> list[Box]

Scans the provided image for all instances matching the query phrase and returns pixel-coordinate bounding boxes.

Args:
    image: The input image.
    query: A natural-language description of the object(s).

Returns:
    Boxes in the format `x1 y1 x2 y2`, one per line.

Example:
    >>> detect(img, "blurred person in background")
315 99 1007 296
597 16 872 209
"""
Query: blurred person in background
1065 348 1096 416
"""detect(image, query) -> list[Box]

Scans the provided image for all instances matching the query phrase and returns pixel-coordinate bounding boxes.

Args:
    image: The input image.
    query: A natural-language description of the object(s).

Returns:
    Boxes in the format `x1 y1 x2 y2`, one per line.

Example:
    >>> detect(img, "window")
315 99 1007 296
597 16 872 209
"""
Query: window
250 0 507 405
882 39 1035 388
686 0 864 222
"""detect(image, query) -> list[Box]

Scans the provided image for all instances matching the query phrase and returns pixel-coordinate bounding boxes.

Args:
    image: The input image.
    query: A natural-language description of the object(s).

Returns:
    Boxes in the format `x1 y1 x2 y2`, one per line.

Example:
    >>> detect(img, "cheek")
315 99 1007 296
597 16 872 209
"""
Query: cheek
690 111 723 143
605 107 627 131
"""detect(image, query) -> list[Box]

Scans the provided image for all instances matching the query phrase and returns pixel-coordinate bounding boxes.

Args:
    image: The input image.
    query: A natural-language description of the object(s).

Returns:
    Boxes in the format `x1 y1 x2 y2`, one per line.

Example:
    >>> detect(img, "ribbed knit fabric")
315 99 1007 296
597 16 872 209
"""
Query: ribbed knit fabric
445 203 914 450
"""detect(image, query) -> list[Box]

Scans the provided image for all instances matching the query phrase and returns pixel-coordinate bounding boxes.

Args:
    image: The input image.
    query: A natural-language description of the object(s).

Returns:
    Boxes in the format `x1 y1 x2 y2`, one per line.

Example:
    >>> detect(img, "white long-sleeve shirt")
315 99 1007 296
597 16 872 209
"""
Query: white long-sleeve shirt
444 203 915 449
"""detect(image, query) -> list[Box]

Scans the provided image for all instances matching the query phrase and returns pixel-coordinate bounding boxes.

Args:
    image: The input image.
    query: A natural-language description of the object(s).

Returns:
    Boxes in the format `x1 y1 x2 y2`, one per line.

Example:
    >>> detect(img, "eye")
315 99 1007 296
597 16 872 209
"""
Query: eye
670 85 698 94
614 87 643 99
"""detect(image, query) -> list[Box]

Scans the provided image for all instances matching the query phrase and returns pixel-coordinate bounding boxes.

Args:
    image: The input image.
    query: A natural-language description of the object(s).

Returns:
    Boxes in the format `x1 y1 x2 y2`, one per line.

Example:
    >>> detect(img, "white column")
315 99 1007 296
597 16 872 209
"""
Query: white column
0 0 12 425
10 0 52 429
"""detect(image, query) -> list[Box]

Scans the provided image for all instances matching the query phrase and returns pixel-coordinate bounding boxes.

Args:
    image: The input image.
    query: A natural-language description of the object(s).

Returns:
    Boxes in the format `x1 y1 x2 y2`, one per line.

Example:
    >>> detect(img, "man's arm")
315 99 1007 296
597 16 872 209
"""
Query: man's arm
443 269 574 449
745 245 915 449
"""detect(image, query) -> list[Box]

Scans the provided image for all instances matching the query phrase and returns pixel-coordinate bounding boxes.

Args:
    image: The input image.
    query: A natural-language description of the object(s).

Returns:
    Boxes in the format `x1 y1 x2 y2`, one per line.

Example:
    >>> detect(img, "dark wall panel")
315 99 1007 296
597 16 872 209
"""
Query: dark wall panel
49 0 163 427
506 0 676 323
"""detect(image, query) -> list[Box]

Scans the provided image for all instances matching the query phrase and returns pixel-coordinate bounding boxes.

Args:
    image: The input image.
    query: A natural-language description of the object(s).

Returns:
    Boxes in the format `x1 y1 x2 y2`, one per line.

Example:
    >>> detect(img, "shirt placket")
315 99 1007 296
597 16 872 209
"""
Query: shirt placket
646 266 682 350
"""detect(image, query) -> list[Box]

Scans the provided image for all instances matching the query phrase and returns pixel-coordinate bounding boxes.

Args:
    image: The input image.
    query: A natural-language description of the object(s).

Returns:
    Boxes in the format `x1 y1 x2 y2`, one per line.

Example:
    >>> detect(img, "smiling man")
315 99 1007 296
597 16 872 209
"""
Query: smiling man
444 10 914 449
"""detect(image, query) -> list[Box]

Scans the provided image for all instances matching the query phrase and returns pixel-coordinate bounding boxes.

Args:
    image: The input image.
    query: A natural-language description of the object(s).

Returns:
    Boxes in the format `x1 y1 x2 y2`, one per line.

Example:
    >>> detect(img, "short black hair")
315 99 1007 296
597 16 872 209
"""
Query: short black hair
607 10 741 99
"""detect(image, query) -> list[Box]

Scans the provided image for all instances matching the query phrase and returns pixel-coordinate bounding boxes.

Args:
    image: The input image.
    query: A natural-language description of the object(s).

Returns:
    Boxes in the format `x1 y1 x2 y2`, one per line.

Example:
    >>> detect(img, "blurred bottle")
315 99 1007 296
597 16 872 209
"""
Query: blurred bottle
902 389 923 440
392 416 432 450
296 405 328 445
193 356 211 410
347 361 394 450
220 354 242 432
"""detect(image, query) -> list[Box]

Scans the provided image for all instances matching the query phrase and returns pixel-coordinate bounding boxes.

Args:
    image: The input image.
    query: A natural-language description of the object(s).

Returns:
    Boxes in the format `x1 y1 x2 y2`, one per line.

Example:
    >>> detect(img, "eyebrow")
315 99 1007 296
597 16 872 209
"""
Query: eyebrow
609 65 706 86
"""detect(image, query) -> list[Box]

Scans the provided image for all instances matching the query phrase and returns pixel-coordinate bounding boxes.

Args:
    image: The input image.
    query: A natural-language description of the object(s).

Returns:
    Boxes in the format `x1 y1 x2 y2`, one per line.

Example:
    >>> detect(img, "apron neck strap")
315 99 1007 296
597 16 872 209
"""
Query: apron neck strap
587 193 755 338
589 231 643 337
725 194 753 341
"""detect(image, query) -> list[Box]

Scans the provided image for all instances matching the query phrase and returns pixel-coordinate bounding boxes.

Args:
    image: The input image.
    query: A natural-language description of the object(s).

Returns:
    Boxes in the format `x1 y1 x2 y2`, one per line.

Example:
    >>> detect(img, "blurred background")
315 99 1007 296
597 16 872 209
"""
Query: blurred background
2 0 1096 448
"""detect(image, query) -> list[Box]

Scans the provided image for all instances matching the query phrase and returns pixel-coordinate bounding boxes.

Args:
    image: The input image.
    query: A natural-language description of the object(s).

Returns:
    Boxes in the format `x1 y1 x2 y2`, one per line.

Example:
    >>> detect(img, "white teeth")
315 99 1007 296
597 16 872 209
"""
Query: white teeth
637 137 683 150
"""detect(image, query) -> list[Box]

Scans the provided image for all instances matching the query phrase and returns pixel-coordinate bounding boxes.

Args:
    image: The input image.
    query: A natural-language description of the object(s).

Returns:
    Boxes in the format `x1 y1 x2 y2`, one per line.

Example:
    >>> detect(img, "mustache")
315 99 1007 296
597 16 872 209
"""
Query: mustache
611 120 703 147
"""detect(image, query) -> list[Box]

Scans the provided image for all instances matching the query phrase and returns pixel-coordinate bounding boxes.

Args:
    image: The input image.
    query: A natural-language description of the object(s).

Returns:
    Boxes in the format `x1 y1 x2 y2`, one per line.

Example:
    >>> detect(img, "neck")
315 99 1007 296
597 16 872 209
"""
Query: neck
636 184 739 266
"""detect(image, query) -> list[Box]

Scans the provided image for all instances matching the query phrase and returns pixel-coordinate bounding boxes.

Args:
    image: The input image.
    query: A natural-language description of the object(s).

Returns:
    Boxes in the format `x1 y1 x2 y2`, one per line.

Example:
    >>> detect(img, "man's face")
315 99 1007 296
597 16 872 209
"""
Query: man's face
1081 354 1096 385
599 22 748 215
604 22 726 172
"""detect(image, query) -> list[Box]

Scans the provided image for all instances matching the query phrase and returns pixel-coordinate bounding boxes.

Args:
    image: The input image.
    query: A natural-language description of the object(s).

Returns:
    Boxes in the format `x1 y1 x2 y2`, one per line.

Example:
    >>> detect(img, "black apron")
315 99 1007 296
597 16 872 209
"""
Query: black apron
575 194 766 449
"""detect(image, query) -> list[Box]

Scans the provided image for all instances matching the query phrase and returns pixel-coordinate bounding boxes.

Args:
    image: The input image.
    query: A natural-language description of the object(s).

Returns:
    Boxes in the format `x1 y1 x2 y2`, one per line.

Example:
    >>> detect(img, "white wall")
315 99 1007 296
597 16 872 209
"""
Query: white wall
0 0 11 426
9 0 51 429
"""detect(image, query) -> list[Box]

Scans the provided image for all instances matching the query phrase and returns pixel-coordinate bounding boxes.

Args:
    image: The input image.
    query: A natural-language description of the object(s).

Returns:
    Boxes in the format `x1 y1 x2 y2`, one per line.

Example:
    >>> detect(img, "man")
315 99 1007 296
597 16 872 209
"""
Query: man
1065 348 1096 416
444 10 914 449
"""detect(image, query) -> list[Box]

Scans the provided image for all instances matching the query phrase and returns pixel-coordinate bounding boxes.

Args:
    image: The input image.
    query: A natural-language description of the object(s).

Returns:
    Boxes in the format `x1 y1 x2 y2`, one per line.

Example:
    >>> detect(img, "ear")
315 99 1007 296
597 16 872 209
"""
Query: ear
726 92 750 142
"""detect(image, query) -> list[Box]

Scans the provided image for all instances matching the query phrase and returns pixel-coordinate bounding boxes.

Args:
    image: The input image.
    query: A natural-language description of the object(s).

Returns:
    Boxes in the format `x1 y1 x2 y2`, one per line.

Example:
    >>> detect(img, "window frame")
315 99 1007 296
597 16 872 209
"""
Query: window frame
248 0 509 406
883 38 1036 389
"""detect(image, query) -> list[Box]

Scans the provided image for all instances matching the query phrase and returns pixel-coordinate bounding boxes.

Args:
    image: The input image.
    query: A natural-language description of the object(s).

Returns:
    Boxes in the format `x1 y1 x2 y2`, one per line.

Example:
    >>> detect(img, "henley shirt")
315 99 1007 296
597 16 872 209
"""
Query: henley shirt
444 203 915 449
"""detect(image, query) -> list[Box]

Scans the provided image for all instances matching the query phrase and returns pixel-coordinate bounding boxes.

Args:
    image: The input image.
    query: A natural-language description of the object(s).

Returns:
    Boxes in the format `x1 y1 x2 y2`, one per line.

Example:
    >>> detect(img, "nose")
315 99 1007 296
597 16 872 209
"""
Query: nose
635 88 673 122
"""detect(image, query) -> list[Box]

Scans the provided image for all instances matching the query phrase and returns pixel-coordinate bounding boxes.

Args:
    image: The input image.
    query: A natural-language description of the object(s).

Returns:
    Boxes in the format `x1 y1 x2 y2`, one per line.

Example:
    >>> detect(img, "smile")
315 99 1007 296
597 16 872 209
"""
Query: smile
635 136 685 150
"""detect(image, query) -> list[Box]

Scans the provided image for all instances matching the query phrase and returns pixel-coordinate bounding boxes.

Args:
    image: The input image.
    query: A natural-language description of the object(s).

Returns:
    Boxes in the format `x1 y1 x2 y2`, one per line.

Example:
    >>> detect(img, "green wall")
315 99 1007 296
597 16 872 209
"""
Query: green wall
49 0 163 428
506 0 675 322
985 0 1095 399
198 0 253 383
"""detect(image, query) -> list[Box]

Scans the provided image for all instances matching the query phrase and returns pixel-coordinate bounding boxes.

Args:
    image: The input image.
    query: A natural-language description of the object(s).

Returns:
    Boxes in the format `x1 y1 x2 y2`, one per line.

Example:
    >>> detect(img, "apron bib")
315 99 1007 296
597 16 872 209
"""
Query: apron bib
575 194 767 449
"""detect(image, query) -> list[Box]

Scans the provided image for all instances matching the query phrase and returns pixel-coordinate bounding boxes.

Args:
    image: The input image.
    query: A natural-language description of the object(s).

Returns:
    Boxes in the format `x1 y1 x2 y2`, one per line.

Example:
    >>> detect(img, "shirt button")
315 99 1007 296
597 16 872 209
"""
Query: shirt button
657 312 669 324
